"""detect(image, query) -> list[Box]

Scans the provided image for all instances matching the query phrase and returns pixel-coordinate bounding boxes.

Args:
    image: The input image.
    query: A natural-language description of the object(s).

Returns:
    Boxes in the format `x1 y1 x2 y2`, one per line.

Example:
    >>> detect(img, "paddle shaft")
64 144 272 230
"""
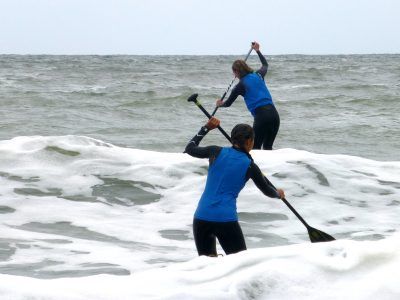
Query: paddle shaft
281 198 310 228
211 46 253 116
192 98 232 143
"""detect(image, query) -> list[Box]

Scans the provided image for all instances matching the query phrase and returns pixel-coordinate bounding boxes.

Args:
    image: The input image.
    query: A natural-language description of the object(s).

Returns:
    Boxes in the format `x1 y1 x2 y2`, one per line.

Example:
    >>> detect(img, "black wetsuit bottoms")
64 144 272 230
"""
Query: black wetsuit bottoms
193 218 247 256
253 104 280 150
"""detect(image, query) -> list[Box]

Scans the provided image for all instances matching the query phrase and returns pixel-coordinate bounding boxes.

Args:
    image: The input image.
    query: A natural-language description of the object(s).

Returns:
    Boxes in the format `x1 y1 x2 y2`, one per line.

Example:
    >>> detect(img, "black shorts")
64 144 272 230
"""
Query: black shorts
193 218 247 256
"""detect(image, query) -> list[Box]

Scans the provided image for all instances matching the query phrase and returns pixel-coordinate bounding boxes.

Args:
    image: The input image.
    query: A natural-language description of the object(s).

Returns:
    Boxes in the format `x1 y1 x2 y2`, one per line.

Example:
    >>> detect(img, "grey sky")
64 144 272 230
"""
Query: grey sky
1 0 399 55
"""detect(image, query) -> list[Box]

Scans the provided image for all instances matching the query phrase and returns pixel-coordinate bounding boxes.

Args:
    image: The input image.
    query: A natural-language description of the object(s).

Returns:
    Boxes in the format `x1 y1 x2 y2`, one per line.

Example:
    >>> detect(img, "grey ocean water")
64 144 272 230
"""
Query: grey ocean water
0 54 399 161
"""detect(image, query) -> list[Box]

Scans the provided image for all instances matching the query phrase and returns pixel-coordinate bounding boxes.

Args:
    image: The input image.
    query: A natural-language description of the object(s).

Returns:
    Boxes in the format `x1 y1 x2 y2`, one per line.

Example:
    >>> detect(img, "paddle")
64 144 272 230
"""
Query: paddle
281 198 335 242
187 93 335 243
187 93 232 143
210 44 254 117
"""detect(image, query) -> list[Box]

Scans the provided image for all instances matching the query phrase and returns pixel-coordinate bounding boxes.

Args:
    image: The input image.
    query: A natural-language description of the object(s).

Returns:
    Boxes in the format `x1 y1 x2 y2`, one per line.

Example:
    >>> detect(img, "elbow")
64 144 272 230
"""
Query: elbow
185 142 197 155
184 144 191 154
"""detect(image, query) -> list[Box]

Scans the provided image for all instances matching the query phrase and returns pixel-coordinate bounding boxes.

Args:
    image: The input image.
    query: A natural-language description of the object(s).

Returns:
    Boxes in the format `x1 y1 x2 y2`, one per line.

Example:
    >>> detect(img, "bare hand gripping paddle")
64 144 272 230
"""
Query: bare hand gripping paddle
187 93 335 243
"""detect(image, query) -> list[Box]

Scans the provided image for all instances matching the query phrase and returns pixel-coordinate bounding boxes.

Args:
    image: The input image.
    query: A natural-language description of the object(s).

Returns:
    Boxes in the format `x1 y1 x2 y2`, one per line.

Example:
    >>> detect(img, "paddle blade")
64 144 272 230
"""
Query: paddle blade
307 226 335 243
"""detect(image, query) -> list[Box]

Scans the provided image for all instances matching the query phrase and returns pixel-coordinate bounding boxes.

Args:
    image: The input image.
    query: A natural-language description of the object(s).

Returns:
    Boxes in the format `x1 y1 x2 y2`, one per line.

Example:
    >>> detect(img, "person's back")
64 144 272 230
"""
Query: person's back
241 72 273 116
195 147 251 222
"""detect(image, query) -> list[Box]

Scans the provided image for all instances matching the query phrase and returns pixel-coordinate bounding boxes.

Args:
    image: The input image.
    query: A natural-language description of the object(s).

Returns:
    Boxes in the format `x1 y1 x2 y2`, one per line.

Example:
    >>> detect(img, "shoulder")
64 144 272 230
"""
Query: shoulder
211 145 223 156
234 80 246 90
228 148 252 163
242 72 258 81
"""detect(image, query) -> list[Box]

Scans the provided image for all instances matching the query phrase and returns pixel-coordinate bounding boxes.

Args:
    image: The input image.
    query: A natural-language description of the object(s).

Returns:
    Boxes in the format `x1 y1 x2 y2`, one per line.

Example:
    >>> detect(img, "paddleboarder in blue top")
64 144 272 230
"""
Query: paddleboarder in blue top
216 42 280 150
185 117 285 256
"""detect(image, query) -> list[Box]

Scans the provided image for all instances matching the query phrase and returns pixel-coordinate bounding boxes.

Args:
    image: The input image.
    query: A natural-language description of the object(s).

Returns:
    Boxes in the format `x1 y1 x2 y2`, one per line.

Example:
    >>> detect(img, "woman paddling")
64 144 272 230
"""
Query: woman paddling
216 42 280 150
185 117 285 256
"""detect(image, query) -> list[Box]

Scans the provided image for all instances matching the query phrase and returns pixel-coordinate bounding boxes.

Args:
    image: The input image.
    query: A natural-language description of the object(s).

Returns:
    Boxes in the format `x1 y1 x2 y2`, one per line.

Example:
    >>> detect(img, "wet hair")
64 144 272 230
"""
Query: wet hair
232 60 253 78
231 124 254 159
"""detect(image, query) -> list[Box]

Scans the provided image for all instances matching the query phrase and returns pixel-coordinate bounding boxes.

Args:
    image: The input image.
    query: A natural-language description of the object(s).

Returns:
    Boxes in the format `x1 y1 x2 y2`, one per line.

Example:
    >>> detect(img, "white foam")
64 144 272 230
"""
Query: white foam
0 237 399 299
0 135 400 298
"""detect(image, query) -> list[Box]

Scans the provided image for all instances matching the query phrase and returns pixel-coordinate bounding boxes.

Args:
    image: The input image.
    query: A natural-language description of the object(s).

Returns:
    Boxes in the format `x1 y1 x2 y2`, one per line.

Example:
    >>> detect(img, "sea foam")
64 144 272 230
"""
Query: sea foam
0 237 399 300
0 135 399 299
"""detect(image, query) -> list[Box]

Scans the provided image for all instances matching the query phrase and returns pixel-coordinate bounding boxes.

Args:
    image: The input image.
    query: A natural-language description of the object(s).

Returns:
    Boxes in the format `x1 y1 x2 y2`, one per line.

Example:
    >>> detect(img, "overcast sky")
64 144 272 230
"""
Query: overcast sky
1 0 399 55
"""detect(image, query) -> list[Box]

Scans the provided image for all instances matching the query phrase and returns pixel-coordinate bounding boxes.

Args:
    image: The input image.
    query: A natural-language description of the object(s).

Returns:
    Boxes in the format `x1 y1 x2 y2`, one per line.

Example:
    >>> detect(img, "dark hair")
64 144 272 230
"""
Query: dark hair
231 124 254 157
232 60 253 78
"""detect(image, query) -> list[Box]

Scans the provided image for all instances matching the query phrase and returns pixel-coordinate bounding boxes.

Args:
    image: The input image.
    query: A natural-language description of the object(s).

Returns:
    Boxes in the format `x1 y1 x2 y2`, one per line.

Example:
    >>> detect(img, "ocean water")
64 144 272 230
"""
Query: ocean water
0 54 399 299
1 54 399 160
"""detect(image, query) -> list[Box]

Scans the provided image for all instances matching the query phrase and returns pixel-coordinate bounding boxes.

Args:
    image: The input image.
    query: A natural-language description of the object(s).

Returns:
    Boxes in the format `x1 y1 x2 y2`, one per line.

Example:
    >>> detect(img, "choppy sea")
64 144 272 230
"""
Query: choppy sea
0 54 399 299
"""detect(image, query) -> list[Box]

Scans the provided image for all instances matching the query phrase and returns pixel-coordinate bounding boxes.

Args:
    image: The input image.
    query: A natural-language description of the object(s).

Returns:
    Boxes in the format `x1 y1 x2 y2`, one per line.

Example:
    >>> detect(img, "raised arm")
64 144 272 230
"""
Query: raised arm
252 42 269 78
184 117 222 159
256 51 268 78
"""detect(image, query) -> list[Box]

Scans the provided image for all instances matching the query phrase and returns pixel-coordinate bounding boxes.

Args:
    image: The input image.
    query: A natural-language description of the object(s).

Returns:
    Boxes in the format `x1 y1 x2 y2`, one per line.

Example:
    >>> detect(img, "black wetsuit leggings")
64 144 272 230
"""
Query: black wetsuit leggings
253 104 280 150
193 218 247 256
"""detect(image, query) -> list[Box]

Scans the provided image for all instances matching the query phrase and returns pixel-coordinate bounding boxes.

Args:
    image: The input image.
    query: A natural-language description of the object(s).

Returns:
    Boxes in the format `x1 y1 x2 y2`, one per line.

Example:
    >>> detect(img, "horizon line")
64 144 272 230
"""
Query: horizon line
1 52 399 56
